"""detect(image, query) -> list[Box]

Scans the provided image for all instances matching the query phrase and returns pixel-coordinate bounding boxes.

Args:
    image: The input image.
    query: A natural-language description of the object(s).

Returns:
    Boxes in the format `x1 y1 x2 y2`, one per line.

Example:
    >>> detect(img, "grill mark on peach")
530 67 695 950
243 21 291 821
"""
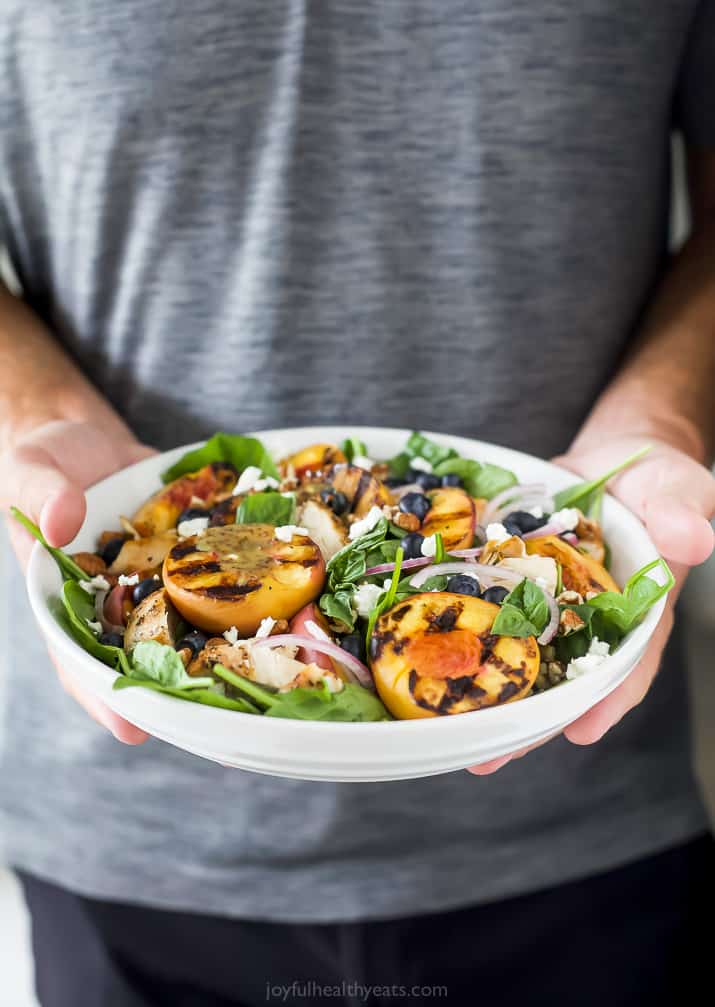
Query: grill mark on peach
169 542 197 560
199 583 260 599
173 560 221 576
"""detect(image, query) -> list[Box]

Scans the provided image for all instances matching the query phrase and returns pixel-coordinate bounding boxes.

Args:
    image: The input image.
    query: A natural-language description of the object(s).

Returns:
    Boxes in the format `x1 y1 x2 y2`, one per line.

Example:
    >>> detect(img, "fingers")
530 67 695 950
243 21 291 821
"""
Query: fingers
644 493 714 566
467 733 561 775
51 652 149 745
0 421 156 556
564 603 674 745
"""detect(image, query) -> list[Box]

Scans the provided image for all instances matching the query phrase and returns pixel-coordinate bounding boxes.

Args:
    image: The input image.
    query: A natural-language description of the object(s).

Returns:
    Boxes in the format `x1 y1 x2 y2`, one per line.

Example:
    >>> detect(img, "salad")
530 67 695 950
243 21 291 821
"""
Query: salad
14 431 673 723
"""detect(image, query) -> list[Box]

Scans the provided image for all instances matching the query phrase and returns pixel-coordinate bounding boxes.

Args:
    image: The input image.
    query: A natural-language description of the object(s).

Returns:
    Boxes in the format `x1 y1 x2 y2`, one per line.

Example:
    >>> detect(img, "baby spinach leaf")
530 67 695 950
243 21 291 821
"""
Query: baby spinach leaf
113 675 259 713
552 445 651 512
412 574 451 593
388 431 457 477
491 578 549 637
11 507 86 581
59 580 131 673
467 462 518 500
326 518 390 591
161 432 279 483
319 589 357 631
128 640 214 689
236 491 295 526
340 437 367 463
432 457 517 499
586 558 674 638
365 547 404 648
213 665 390 722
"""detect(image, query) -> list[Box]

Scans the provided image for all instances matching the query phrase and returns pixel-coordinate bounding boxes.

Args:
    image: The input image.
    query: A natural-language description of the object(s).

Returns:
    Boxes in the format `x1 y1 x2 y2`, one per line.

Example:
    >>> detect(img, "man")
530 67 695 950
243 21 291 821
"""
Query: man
1 3 714 1005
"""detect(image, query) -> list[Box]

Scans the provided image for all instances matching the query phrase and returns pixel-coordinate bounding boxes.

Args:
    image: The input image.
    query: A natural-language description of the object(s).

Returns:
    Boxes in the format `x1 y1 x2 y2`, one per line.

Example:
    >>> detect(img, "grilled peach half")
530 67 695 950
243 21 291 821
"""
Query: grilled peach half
162 524 326 635
371 593 539 719
131 462 238 536
525 535 619 596
324 464 391 517
279 443 347 479
420 487 476 550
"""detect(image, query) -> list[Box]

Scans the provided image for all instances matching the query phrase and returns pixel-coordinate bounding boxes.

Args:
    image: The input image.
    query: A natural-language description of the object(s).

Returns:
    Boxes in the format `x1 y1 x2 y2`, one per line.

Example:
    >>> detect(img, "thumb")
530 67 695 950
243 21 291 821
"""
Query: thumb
643 492 714 567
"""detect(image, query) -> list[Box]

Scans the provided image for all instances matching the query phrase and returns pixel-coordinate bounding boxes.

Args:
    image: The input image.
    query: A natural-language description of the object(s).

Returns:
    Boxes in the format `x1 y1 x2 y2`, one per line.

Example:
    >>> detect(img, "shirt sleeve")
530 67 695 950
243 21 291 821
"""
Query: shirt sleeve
673 1 715 146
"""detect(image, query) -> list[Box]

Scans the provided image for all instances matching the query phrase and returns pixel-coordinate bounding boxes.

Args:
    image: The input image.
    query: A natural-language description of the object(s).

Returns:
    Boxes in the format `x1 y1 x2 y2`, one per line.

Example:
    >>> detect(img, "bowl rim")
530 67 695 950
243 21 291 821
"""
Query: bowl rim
26 425 667 736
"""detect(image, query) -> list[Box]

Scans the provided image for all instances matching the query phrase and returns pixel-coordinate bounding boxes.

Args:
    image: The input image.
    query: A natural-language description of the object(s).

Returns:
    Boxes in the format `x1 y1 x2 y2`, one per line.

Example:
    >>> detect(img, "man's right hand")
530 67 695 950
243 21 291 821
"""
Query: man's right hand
0 419 155 744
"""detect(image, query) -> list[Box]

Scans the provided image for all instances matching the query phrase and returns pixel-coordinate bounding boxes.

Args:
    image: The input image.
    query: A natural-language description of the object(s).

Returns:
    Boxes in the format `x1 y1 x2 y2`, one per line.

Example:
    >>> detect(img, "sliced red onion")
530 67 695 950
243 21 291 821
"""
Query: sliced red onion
395 482 425 498
95 588 125 637
482 483 547 523
253 634 375 691
537 592 561 645
448 547 484 558
522 523 579 542
364 556 431 576
409 561 524 590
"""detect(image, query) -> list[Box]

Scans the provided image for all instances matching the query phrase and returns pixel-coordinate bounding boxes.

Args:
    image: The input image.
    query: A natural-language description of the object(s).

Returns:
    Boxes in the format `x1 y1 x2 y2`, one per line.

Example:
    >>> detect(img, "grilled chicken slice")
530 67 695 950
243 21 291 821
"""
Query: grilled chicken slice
189 637 341 692
123 588 181 653
295 498 348 561
108 531 178 575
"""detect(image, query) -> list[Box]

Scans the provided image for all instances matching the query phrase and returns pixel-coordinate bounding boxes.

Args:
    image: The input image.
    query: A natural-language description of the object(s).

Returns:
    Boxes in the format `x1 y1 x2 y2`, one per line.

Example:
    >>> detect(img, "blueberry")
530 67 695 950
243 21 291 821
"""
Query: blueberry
409 469 441 491
384 477 408 489
502 518 525 537
399 532 426 560
99 536 125 566
132 578 162 605
99 632 124 648
175 630 208 657
441 473 463 488
481 585 509 605
446 574 481 596
341 633 366 662
177 506 210 525
399 492 431 523
319 488 349 516
503 510 546 534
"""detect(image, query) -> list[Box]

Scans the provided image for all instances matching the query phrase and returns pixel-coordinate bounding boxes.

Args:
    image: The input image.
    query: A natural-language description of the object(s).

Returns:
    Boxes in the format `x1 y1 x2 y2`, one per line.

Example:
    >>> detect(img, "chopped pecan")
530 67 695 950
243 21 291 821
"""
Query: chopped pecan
392 511 421 532
72 552 107 577
558 607 586 635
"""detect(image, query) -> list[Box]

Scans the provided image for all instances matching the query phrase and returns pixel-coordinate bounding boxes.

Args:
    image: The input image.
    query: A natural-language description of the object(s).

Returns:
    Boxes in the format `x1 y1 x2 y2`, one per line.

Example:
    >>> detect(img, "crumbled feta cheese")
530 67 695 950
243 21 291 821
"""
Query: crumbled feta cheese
565 637 610 680
223 626 240 646
305 620 330 642
348 506 384 541
353 582 384 618
177 516 209 538
79 575 111 595
275 524 310 542
486 522 511 544
117 573 140 587
527 506 544 519
409 456 433 473
86 619 103 634
254 476 280 491
421 534 438 557
233 465 263 495
351 454 375 471
255 617 276 639
551 507 580 532
322 675 344 693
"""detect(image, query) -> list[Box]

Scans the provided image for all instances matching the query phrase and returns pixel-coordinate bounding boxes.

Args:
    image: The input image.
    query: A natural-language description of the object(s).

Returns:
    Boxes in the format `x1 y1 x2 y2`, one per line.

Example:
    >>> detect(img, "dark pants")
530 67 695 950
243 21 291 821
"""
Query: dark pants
18 834 714 1007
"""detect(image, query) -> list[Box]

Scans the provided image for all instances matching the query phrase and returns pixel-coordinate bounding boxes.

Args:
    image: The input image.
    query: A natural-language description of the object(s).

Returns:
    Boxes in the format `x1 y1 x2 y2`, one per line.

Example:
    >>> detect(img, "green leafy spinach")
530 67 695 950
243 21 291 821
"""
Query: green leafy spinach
161 432 279 483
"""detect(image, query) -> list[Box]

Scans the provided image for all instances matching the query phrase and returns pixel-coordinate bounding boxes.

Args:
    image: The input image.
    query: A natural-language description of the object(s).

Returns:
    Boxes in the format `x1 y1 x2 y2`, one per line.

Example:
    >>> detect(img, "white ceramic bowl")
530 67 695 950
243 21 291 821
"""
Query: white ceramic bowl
26 427 667 782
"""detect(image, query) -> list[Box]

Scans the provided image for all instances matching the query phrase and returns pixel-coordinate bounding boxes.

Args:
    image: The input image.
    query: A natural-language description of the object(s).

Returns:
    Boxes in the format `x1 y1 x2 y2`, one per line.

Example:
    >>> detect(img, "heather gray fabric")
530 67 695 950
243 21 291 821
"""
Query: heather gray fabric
0 2 713 922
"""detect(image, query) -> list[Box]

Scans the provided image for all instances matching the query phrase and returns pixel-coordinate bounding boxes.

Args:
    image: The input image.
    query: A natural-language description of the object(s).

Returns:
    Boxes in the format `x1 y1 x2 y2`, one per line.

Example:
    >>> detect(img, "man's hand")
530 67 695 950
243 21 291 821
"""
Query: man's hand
470 437 715 775
0 419 155 744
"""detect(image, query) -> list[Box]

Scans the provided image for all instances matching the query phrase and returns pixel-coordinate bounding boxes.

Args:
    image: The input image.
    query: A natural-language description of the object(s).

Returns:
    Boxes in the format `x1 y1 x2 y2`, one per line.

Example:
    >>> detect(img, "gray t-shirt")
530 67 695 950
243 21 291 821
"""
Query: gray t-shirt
0 2 712 922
